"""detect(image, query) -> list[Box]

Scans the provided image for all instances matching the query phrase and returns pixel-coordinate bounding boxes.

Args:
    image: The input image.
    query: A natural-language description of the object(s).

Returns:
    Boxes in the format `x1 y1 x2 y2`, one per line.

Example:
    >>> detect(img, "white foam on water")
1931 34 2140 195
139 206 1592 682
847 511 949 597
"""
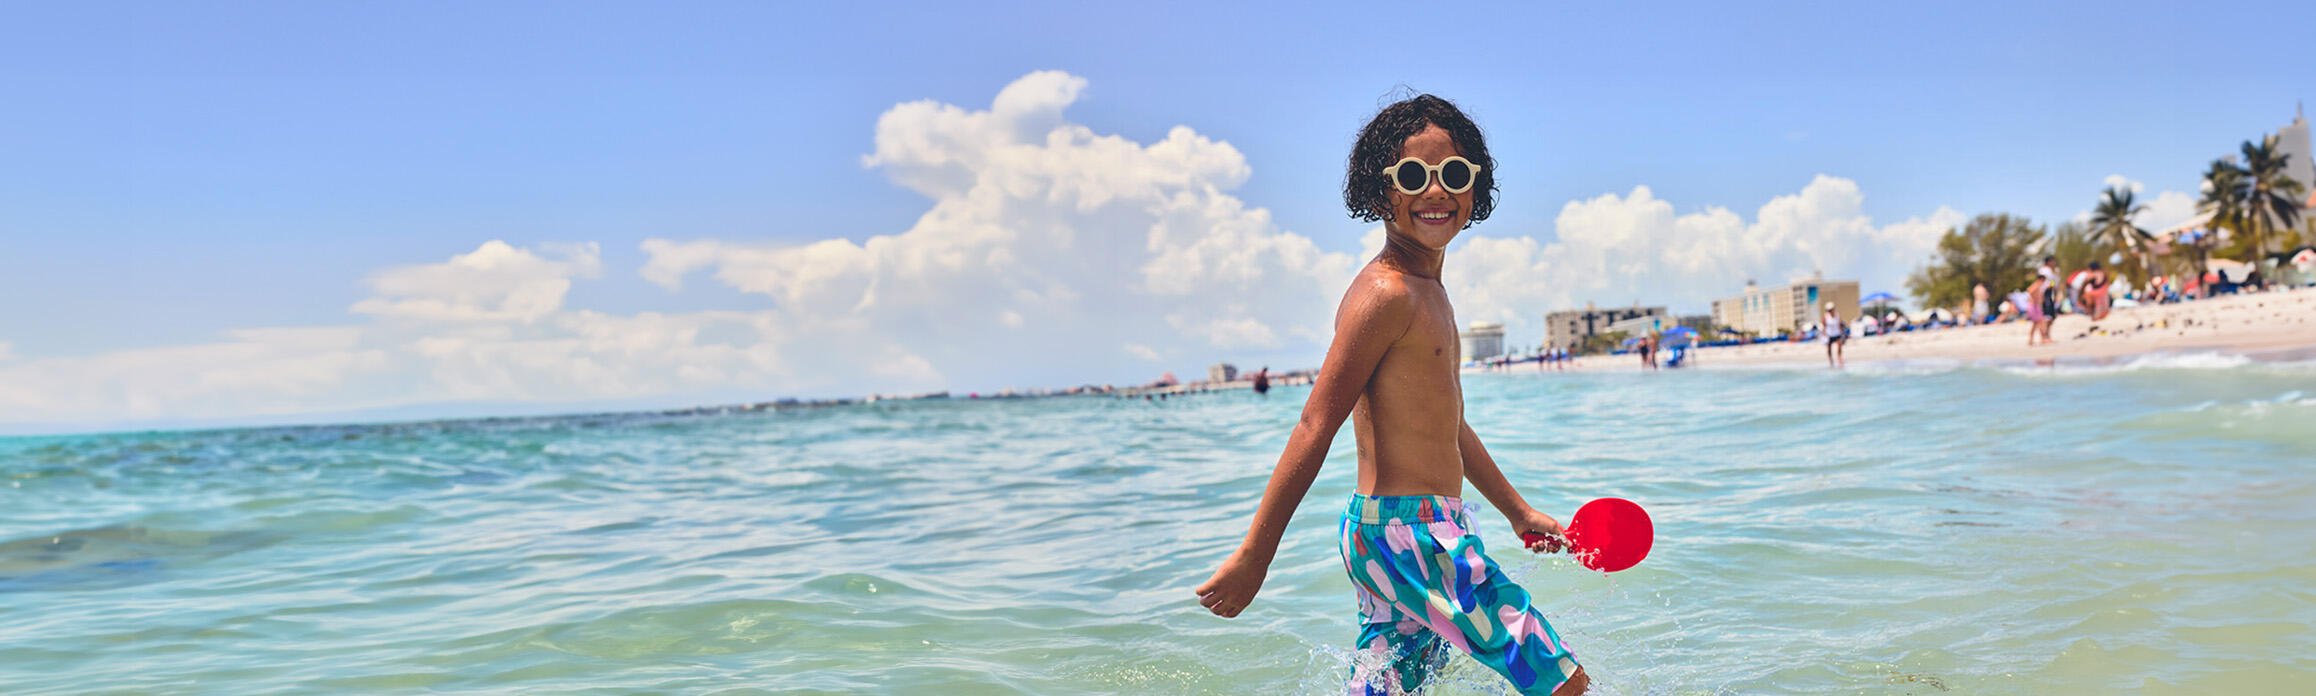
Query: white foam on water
1990 350 2316 377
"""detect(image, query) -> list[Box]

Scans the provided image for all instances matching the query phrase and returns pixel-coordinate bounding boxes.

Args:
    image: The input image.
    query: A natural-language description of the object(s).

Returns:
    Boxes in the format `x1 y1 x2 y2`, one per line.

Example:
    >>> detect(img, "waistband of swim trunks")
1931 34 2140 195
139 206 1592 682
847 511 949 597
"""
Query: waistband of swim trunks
1345 493 1466 525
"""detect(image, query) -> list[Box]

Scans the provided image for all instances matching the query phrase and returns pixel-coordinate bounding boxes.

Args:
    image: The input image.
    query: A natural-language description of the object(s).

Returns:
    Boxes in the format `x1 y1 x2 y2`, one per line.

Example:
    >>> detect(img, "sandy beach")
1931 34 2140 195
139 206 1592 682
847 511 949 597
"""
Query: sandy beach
1479 286 2316 373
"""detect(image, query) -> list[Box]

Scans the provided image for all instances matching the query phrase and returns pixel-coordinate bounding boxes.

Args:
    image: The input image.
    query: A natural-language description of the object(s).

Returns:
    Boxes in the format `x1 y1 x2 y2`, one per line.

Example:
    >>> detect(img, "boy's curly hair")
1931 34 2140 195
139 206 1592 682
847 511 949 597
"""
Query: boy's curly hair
1343 94 1496 226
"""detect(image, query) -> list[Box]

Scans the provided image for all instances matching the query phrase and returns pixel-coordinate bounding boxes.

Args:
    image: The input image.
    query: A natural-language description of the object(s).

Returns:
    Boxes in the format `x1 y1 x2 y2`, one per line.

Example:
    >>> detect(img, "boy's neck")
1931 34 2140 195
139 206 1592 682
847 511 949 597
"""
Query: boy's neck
1375 229 1445 280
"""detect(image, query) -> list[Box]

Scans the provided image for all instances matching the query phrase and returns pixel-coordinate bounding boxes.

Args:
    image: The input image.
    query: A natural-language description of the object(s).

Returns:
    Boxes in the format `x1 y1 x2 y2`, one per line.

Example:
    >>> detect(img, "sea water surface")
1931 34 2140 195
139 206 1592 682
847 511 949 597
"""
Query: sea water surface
4 357 2314 695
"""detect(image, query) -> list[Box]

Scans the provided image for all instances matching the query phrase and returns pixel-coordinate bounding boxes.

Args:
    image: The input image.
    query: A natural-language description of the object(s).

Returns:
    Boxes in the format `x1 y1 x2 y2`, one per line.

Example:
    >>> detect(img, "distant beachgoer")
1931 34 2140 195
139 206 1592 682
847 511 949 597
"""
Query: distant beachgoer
2084 265 2102 312
1823 302 1846 367
2032 257 2059 345
2081 262 2112 321
1972 283 1990 324
1252 367 1271 395
1195 94 1589 696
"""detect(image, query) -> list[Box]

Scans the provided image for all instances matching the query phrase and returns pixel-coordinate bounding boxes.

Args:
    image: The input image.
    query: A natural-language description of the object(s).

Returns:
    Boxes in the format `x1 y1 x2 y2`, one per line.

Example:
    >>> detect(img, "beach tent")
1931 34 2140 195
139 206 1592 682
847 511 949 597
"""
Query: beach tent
2284 247 2316 287
1861 292 1901 316
2208 259 2251 282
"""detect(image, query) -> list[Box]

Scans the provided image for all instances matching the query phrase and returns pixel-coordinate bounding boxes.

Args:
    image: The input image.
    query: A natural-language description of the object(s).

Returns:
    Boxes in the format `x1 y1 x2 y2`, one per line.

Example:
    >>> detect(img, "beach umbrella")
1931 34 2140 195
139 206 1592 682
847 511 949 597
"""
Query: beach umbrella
1860 291 1900 305
1662 326 1696 337
2294 248 2316 266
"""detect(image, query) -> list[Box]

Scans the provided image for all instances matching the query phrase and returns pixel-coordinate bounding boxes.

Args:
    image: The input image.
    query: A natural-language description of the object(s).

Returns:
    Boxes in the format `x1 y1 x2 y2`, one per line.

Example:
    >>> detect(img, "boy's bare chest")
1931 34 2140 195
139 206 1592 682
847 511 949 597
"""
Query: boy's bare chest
1394 294 1460 366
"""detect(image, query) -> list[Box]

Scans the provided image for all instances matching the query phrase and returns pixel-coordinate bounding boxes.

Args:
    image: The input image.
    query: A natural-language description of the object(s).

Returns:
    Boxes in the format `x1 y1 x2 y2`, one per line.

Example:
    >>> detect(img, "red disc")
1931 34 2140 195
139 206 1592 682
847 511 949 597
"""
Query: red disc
1564 497 1652 572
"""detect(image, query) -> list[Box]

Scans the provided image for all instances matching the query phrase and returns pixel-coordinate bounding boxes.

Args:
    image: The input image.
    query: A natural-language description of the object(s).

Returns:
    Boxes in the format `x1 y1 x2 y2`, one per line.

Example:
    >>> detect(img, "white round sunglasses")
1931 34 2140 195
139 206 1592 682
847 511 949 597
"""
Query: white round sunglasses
1379 156 1482 195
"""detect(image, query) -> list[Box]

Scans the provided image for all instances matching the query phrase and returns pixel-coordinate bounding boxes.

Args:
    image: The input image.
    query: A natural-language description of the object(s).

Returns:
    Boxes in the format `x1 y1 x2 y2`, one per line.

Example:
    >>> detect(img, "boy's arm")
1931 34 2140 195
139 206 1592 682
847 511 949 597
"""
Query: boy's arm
1194 278 1412 618
1459 419 1565 553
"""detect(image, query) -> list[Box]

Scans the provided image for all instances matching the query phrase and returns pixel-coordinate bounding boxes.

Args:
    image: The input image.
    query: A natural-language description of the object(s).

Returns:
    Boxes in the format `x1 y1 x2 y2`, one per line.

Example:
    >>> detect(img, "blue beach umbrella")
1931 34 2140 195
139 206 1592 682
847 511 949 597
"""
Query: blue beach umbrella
1860 291 1900 305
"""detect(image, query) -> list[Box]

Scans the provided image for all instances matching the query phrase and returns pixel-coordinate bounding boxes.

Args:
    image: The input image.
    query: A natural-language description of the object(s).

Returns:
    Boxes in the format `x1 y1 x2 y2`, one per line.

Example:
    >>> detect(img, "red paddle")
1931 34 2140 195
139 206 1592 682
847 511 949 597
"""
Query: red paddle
1521 498 1653 572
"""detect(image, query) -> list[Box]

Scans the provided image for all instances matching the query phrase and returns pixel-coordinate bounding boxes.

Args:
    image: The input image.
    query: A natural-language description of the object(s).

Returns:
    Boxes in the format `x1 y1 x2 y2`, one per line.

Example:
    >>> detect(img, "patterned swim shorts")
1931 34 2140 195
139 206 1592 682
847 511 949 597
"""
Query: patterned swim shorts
1337 494 1580 695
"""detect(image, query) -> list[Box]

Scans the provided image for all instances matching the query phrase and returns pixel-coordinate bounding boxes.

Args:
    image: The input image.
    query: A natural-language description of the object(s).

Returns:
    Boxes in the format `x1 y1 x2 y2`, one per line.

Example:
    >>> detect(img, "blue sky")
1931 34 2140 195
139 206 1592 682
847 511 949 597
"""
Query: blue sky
3 1 2312 429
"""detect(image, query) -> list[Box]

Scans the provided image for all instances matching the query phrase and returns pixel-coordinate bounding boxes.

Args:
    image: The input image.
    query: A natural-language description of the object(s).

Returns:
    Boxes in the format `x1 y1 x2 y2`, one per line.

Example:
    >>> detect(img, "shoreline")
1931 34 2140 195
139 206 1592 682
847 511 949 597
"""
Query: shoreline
1470 286 2316 375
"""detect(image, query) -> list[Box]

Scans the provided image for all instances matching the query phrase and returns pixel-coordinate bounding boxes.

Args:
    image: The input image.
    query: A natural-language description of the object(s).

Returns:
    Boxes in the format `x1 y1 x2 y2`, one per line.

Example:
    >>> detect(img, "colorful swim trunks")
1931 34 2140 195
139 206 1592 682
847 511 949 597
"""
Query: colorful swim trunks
1337 494 1580 695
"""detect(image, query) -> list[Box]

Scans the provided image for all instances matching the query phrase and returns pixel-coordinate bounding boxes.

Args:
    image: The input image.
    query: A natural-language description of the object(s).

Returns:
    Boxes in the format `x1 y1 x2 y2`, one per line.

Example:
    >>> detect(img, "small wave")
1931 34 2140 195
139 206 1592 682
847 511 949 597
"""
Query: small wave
1996 351 2260 376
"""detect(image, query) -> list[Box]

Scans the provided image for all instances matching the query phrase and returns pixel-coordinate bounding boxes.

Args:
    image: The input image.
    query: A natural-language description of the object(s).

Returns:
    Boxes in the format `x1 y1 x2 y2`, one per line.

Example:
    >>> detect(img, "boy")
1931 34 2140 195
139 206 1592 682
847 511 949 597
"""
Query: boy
1193 95 1589 696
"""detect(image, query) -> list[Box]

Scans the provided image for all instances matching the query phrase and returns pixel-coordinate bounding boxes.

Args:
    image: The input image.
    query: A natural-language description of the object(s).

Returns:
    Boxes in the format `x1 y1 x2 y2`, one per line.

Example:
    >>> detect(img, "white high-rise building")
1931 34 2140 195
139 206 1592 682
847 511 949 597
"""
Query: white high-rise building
1459 321 1506 362
2280 104 2314 197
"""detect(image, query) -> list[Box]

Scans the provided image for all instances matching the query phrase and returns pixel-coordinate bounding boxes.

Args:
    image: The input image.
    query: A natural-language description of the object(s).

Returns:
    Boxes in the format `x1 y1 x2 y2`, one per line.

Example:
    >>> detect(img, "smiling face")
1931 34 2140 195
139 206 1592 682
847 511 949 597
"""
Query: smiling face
1385 125 1471 250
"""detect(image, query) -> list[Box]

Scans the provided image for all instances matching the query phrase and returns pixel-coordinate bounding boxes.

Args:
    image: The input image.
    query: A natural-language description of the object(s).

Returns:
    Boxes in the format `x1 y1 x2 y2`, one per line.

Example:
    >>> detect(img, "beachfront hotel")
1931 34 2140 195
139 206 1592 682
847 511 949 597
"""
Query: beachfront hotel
1544 304 1667 352
1459 321 1506 361
1711 276 1860 335
2281 105 2313 202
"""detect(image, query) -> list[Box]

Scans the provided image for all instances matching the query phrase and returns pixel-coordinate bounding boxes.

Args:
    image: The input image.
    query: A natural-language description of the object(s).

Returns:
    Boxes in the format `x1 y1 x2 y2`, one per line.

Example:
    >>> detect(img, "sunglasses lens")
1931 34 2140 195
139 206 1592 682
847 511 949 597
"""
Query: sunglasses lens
1440 160 1473 192
1392 161 1429 192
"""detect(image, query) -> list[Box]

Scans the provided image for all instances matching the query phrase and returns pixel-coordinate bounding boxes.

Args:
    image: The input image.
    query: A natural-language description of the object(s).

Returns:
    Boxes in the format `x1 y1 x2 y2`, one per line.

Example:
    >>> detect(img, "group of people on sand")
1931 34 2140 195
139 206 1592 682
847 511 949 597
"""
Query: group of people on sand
1968 256 2116 347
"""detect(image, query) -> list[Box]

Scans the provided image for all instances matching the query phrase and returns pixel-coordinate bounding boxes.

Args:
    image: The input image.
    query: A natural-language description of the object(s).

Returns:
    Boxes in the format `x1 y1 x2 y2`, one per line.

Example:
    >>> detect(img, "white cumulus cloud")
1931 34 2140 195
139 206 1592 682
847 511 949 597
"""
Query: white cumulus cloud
641 70 1355 391
1441 175 1965 344
4 72 1978 428
352 240 602 323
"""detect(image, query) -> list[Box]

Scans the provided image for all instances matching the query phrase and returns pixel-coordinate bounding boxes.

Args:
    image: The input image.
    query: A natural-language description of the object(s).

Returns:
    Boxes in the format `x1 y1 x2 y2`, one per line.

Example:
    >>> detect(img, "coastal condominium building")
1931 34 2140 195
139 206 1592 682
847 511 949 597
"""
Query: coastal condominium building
1459 321 1506 361
1604 313 1670 338
1207 363 1238 383
1711 277 1859 335
1543 304 1667 352
2280 105 2313 205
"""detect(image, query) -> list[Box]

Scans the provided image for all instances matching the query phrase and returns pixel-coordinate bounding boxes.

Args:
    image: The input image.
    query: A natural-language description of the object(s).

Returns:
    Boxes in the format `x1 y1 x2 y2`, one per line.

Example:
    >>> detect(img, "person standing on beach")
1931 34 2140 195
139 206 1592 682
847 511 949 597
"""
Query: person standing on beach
2078 262 2112 321
2031 257 2059 345
1193 95 1589 696
1822 302 1846 367
1971 283 1990 325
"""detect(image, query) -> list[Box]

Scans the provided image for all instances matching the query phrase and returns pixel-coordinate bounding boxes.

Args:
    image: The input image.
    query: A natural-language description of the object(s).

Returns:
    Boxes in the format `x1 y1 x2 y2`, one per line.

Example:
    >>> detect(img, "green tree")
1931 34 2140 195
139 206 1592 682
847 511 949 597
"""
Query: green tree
2086 186 2155 282
2236 134 2307 258
2191 158 2244 274
1579 331 1630 355
1906 213 2046 310
2047 220 2104 276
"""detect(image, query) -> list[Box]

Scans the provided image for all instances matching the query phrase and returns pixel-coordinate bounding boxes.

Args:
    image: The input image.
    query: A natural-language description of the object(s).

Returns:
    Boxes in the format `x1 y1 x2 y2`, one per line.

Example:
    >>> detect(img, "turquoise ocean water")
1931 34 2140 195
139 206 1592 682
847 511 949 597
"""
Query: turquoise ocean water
4 356 2314 694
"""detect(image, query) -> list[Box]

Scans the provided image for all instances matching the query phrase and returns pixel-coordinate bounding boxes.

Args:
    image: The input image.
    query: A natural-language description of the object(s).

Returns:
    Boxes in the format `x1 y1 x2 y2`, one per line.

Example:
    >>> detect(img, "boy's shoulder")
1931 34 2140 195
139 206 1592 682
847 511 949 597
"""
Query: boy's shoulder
1336 262 1424 328
1343 262 1425 307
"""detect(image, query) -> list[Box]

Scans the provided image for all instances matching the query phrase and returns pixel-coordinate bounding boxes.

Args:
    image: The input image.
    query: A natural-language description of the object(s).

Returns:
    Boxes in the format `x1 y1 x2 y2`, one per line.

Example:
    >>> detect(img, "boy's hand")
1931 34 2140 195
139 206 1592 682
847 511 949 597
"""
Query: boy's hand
1193 549 1267 618
1511 508 1566 554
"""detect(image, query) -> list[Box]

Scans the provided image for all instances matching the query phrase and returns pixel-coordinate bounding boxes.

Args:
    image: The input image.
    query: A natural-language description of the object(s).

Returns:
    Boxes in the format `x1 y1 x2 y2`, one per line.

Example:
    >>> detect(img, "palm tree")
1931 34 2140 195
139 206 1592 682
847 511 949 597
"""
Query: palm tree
2048 221 2103 275
2193 158 2245 274
2087 185 2153 281
2237 134 2308 259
